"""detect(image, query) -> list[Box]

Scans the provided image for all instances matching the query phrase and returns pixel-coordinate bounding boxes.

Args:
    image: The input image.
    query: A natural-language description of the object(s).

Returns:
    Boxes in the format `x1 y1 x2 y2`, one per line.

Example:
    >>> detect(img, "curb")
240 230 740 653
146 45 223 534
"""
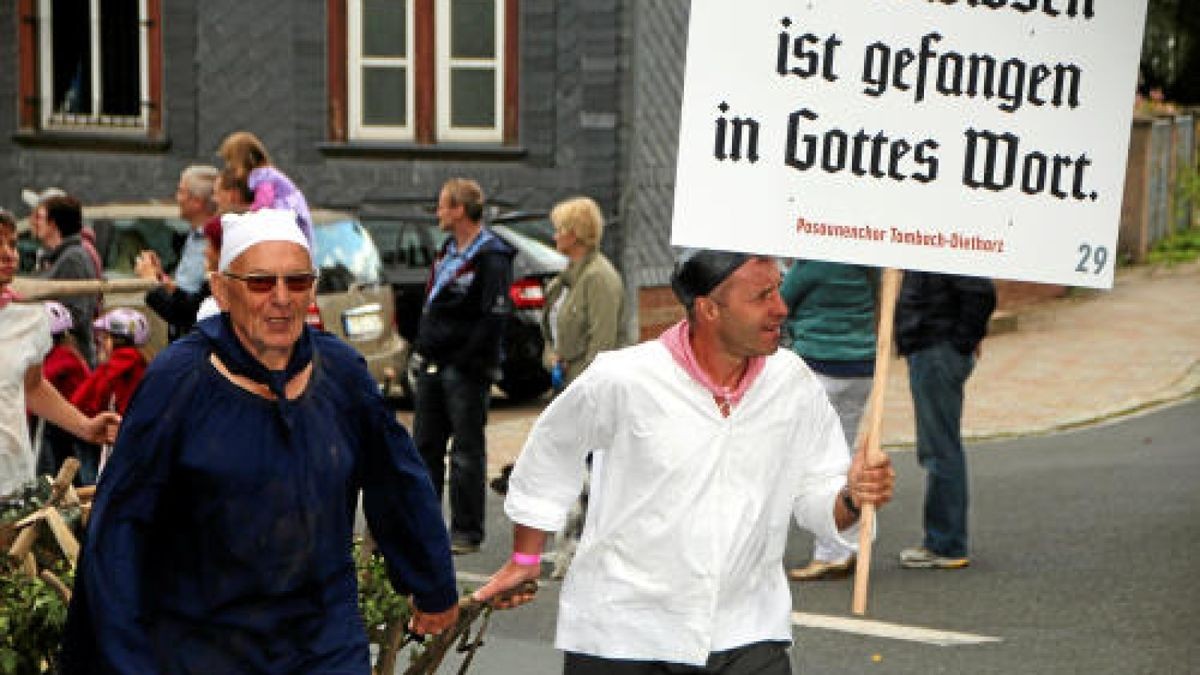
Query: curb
883 359 1200 451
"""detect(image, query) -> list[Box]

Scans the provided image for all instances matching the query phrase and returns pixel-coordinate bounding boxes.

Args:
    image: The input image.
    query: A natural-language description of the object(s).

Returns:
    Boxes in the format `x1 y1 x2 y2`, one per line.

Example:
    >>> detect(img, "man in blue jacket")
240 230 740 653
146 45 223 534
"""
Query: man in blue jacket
894 271 996 570
413 178 514 554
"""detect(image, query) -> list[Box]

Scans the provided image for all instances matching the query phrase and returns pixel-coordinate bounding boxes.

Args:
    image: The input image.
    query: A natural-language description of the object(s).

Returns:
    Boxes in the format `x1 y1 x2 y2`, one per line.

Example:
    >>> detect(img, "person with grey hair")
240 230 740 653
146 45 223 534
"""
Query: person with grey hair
168 165 220 294
137 165 231 340
472 249 895 674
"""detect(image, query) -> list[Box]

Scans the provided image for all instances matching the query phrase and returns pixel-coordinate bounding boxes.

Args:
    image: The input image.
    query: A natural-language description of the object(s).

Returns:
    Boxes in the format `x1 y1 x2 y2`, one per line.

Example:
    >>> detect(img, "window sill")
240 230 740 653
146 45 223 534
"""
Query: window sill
12 130 171 153
317 141 527 160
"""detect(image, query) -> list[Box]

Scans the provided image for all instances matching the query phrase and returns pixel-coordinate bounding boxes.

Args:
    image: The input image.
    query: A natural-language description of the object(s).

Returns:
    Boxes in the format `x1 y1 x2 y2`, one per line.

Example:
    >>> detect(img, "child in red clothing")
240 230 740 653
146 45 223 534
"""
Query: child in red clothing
71 308 150 417
36 301 92 478
71 308 150 480
42 301 91 397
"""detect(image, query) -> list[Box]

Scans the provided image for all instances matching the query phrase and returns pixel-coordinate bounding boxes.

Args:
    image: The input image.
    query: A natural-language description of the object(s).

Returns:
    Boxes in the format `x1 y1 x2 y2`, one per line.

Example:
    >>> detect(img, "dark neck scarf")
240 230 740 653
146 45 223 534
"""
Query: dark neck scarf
198 313 314 431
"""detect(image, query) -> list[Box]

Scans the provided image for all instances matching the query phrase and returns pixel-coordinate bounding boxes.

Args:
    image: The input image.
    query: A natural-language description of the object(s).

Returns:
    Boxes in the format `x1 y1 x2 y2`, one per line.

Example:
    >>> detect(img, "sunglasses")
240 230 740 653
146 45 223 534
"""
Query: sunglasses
223 271 319 293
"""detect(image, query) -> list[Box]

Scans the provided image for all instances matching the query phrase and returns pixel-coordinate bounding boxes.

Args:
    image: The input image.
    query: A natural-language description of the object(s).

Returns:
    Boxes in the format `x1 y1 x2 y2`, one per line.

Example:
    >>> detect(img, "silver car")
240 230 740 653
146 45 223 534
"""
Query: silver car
308 211 406 397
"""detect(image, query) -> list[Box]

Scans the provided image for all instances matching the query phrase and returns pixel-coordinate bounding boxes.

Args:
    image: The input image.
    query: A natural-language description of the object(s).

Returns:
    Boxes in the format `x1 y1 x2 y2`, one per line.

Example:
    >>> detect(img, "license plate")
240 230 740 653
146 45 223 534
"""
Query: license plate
343 307 384 339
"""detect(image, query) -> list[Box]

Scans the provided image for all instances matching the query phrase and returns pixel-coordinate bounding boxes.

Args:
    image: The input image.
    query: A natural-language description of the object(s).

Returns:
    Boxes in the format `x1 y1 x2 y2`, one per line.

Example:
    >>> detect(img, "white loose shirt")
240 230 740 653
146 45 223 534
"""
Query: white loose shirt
505 341 857 665
0 303 52 497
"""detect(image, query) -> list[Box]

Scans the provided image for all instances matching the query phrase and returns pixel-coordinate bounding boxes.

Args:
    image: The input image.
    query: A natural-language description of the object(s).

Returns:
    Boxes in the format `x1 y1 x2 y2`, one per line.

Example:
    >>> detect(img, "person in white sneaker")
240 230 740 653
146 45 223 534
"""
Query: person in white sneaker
781 260 879 582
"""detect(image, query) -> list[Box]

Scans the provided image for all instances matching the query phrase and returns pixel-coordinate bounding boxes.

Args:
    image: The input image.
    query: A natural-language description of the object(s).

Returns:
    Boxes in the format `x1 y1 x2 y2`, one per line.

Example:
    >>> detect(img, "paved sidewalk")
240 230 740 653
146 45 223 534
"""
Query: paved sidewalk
881 260 1200 446
480 260 1200 468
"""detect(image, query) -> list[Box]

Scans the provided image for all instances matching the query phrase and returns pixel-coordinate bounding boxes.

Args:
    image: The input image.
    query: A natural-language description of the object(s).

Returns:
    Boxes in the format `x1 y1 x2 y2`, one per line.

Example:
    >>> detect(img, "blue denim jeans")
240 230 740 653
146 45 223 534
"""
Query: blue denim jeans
906 342 975 558
413 363 491 544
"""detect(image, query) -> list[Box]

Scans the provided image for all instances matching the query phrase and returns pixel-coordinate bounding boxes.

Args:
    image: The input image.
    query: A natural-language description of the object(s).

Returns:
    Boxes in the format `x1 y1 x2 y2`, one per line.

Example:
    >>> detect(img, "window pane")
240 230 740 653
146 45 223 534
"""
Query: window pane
313 220 383 289
363 0 406 58
450 68 495 128
450 0 495 60
52 0 92 114
100 0 140 116
363 66 408 126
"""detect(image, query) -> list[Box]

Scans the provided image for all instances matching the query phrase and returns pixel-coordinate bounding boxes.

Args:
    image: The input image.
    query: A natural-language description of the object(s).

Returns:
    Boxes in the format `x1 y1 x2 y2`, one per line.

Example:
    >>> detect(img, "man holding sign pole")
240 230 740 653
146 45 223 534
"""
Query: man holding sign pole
473 250 894 674
895 271 995 569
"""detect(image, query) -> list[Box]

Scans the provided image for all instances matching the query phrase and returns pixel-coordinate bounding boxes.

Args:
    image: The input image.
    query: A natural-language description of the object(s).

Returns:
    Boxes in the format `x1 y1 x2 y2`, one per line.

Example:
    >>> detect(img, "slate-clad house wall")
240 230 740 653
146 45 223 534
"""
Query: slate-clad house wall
2 0 693 334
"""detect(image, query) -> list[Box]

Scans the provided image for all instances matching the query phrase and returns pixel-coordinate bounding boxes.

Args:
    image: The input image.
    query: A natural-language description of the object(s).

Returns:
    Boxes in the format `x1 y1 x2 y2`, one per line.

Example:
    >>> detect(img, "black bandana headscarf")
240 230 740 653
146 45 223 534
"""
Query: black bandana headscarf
670 249 750 308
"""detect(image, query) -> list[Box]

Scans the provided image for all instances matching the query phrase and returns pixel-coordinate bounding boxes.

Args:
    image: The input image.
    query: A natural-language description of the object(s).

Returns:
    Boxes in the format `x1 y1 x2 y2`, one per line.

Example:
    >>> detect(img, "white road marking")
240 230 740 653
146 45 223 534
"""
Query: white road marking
792 612 1003 646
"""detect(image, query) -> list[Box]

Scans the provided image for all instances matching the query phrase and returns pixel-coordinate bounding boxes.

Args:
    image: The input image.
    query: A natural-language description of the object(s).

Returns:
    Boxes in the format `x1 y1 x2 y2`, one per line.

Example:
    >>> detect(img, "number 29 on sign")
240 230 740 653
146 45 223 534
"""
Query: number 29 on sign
1075 243 1108 275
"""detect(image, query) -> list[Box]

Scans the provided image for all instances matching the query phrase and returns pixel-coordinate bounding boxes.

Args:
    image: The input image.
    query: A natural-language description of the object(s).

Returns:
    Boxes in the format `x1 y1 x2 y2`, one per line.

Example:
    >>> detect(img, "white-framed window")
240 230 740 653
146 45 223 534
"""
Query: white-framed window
348 0 416 140
37 0 151 132
435 0 504 142
338 0 514 145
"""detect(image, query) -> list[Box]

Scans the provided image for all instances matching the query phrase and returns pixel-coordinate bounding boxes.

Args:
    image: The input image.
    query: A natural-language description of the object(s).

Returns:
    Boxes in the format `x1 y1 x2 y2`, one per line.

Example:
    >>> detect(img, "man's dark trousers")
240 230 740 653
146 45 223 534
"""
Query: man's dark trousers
563 641 791 674
413 362 490 545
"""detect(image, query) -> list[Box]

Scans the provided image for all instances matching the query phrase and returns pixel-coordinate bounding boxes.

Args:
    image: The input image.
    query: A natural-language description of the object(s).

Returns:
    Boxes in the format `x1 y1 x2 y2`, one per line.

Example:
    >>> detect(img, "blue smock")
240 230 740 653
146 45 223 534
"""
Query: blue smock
61 315 457 674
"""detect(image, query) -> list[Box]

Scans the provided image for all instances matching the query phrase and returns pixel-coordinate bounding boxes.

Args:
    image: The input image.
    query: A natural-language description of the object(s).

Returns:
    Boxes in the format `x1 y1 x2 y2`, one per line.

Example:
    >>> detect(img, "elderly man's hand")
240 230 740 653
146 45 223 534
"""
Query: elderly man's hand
848 435 895 510
409 603 460 637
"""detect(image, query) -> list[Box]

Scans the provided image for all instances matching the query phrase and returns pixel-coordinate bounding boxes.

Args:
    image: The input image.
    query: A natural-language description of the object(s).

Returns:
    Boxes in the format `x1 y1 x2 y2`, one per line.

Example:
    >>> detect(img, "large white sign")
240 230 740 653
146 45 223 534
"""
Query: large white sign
672 0 1148 288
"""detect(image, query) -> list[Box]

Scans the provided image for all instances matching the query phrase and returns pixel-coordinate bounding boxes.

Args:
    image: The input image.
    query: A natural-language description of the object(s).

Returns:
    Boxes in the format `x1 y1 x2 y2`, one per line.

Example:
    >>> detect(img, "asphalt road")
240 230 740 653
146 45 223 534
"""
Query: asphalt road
411 397 1200 674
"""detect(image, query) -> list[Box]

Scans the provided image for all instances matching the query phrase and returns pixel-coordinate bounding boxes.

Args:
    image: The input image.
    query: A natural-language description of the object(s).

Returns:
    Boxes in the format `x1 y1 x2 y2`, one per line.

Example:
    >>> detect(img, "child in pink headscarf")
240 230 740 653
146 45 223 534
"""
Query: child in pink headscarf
218 131 313 245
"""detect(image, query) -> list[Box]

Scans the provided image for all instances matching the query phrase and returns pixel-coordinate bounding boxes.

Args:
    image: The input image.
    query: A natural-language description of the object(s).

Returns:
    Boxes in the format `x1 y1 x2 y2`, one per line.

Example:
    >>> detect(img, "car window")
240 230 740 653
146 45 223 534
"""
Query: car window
313 219 384 292
363 221 402 265
363 219 439 269
17 232 39 273
94 217 188 276
14 215 187 276
499 217 555 248
492 225 566 269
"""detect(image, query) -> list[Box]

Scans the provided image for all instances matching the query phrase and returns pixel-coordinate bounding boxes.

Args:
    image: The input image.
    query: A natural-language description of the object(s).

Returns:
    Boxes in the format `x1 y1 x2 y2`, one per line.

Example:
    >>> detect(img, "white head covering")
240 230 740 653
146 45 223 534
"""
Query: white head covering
218 208 311 272
22 187 67 209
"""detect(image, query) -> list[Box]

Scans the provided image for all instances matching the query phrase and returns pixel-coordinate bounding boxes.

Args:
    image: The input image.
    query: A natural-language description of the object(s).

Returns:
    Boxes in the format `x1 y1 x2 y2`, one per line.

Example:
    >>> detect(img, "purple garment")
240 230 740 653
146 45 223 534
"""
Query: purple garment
248 166 314 245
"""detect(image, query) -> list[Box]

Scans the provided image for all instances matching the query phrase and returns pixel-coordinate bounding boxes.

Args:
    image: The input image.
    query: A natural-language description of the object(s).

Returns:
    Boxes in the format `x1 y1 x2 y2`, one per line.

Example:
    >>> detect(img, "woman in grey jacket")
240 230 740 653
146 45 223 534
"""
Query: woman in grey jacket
541 196 628 388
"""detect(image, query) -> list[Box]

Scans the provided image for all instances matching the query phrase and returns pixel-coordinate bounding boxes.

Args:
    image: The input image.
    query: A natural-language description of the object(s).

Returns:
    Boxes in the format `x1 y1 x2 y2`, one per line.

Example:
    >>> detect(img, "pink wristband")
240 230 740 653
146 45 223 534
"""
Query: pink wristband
511 552 541 566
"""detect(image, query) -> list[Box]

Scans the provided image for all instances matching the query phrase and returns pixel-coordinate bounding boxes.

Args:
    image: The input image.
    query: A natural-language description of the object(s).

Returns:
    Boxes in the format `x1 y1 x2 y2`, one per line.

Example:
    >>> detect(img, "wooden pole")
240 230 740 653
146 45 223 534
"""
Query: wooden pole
9 277 160 300
852 268 903 616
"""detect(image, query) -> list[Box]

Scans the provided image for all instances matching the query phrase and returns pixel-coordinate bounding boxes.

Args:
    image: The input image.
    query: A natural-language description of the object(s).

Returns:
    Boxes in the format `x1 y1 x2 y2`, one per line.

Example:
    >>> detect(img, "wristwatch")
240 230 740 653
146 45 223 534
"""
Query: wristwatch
840 486 861 517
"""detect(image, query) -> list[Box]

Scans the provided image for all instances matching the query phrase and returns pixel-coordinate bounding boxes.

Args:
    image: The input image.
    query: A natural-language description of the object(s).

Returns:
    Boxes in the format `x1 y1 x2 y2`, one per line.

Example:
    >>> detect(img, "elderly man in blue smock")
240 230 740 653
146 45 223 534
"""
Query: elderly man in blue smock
61 209 459 673
473 250 895 674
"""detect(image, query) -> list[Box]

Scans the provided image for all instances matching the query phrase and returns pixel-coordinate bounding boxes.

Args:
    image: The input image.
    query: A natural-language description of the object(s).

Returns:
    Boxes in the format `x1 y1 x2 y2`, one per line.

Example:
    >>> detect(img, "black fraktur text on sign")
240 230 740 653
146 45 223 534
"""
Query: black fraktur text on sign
708 11 1101 203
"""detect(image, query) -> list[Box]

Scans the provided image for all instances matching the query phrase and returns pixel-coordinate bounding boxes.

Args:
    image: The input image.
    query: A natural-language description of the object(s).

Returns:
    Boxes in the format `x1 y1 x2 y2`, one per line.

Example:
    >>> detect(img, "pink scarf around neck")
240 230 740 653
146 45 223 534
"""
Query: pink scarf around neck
659 319 765 411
